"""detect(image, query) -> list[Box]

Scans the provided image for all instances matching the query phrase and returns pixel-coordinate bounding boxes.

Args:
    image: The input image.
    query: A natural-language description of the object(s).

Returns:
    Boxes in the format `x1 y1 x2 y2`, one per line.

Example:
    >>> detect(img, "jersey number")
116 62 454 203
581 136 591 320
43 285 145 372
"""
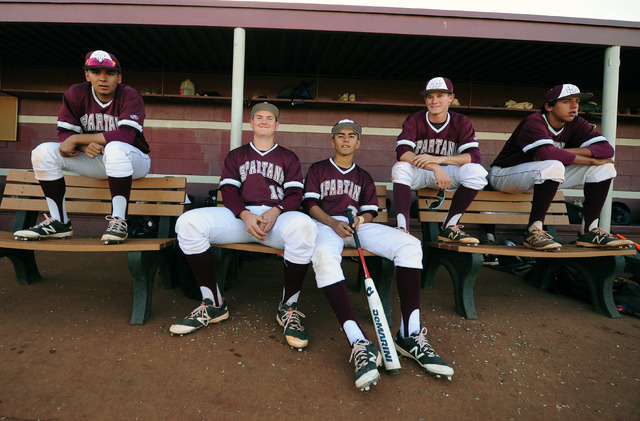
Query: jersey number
269 185 284 200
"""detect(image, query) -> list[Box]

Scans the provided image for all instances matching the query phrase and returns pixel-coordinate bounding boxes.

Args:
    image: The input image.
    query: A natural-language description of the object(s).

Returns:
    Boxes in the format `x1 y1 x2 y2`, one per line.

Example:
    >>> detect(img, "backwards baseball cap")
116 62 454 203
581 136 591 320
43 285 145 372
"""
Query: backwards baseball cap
83 50 121 71
544 84 593 103
420 77 454 96
251 102 279 121
331 119 362 139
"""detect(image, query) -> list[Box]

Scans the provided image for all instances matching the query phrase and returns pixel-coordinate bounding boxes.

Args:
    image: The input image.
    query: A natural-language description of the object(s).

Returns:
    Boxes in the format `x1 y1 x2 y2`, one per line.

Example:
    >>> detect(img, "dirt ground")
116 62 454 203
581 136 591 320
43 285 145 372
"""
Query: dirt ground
1 249 639 420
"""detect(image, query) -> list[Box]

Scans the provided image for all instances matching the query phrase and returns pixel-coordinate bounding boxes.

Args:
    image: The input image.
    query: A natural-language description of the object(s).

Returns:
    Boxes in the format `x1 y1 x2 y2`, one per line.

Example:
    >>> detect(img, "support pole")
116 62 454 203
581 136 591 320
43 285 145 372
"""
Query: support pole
599 46 621 232
230 28 246 151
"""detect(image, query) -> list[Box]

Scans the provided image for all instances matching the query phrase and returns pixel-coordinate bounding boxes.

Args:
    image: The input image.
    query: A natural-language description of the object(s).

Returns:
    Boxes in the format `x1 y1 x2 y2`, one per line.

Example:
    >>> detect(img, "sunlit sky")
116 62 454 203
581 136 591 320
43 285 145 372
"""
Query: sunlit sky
230 0 640 23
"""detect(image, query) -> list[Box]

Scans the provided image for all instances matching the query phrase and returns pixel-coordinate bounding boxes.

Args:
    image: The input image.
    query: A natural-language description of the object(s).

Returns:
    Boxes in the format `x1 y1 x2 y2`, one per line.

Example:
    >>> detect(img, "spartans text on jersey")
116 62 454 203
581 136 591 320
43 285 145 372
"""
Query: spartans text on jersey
80 113 119 132
238 159 285 184
320 179 362 202
414 138 458 156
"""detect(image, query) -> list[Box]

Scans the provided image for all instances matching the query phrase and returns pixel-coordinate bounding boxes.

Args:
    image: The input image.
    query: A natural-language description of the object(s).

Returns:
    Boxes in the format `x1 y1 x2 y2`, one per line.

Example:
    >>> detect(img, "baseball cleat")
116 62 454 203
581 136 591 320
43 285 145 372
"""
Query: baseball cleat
523 228 561 251
101 216 128 244
395 327 454 380
277 303 308 350
13 214 73 240
576 228 634 248
169 298 229 336
350 339 382 391
438 225 479 245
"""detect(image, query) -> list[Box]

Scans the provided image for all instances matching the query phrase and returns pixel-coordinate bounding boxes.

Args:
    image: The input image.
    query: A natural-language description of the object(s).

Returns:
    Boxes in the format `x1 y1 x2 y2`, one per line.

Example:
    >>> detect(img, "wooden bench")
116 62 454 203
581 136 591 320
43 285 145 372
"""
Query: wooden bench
208 185 395 322
0 170 186 325
417 188 636 319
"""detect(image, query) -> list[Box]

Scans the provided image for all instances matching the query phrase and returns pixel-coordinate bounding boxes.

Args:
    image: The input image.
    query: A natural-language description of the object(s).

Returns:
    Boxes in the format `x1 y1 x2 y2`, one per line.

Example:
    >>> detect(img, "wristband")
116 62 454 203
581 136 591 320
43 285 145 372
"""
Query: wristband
357 216 365 225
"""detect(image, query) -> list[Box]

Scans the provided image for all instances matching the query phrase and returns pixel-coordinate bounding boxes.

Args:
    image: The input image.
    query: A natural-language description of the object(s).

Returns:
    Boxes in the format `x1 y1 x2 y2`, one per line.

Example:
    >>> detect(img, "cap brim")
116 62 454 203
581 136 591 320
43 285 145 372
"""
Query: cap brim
420 89 452 96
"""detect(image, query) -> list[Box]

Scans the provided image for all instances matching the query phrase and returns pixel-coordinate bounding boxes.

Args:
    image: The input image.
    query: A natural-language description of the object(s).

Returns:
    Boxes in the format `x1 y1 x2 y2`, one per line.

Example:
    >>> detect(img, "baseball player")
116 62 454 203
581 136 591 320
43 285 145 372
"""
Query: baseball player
304 119 453 391
14 50 150 244
170 103 318 351
392 77 488 244
488 84 632 251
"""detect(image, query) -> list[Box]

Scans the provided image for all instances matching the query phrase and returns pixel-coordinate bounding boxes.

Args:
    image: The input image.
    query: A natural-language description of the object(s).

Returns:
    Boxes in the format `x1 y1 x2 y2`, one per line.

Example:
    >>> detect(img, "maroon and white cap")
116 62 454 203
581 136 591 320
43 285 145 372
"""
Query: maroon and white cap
331 119 362 138
83 50 121 71
420 77 454 96
544 84 593 103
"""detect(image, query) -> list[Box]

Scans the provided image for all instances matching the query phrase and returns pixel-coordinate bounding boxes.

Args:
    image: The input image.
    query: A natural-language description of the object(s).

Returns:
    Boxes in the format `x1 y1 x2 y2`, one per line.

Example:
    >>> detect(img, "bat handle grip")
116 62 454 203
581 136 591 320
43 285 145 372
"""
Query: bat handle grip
345 208 362 248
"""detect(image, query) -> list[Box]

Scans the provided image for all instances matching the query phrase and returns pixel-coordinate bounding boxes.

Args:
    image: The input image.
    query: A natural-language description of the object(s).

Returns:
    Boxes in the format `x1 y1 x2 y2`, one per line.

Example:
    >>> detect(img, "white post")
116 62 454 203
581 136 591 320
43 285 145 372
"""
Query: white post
599 46 621 232
230 28 246 151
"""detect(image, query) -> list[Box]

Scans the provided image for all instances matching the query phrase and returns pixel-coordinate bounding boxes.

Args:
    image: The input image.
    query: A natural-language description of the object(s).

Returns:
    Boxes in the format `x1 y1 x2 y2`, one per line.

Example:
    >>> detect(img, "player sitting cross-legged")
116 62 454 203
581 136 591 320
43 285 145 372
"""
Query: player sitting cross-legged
169 103 318 351
14 50 151 244
303 119 454 391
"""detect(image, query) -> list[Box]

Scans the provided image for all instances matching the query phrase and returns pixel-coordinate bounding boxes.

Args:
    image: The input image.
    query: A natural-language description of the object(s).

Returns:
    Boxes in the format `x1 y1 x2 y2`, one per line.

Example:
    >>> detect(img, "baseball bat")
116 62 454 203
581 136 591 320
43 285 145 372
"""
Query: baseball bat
346 208 402 374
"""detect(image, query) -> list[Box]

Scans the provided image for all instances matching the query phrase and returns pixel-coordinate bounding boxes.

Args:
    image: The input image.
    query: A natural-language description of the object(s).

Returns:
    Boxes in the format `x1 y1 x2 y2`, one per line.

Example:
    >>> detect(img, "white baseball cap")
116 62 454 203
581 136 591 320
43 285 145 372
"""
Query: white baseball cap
544 84 593 103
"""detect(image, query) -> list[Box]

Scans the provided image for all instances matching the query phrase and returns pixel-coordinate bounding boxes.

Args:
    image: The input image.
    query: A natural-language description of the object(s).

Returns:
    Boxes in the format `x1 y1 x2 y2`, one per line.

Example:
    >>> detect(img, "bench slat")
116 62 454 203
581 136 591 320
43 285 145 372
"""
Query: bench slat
0 232 176 252
2 184 186 203
6 170 186 189
425 242 635 258
419 211 570 225
417 188 565 202
1 198 186 217
213 242 377 257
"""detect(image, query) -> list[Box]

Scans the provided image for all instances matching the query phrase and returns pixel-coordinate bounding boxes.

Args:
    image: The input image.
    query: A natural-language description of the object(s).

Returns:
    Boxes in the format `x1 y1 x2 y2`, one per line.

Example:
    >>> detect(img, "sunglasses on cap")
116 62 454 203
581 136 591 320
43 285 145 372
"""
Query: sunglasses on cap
85 57 119 69
425 190 446 210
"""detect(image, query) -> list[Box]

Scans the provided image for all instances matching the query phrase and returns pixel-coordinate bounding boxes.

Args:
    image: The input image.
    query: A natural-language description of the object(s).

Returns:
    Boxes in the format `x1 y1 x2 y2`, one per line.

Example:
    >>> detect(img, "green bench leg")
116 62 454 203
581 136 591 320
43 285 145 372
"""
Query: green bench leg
534 256 624 318
422 248 483 319
0 248 42 285
128 251 160 325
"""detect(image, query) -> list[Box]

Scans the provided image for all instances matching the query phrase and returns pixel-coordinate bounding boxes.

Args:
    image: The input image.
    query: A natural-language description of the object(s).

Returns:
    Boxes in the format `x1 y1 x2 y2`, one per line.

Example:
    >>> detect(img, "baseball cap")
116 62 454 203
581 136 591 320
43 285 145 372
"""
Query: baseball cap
420 77 454 96
544 84 593 103
331 119 362 138
83 50 121 71
251 102 279 121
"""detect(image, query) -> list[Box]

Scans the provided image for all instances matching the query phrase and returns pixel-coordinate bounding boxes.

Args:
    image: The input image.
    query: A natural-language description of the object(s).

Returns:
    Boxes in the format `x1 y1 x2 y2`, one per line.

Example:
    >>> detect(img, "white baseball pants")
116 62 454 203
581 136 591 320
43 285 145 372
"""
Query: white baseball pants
488 160 616 193
31 141 150 181
312 216 422 288
176 206 318 265
392 161 488 191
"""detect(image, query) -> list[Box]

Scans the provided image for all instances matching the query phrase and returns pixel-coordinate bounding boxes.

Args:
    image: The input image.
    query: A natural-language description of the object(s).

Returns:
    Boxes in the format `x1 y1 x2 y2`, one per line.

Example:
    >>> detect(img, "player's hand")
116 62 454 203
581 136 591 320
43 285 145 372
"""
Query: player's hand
330 219 353 238
592 157 614 165
59 138 80 158
84 142 105 159
411 154 444 169
240 211 268 241
432 165 452 190
259 207 282 234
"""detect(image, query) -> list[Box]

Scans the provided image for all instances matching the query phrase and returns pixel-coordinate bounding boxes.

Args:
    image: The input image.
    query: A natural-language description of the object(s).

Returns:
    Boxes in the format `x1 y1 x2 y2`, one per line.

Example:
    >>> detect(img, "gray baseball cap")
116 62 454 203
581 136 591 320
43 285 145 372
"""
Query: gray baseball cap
251 102 279 121
331 119 362 138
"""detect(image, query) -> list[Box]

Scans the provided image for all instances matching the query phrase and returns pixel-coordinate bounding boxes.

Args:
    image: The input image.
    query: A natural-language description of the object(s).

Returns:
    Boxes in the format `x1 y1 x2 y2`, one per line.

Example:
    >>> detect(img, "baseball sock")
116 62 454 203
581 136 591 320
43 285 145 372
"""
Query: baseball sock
583 179 612 232
185 250 222 306
442 186 478 228
39 178 68 223
321 281 366 345
108 175 132 219
395 266 421 337
528 180 560 231
393 182 412 230
282 260 309 306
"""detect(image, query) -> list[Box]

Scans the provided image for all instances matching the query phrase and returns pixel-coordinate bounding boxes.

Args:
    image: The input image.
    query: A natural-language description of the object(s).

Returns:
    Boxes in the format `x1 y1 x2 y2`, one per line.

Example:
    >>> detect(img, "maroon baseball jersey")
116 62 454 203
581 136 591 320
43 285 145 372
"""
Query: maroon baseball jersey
396 111 481 163
491 112 613 168
220 142 304 217
303 158 378 218
57 82 150 154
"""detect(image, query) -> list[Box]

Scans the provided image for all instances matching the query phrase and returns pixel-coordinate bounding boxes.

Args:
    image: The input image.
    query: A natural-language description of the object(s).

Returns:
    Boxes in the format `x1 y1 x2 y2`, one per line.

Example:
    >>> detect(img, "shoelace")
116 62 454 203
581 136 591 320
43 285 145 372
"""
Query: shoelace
530 228 554 242
449 225 467 235
105 216 128 233
281 308 305 332
590 227 614 239
349 340 372 370
413 327 438 358
187 302 212 326
33 214 55 228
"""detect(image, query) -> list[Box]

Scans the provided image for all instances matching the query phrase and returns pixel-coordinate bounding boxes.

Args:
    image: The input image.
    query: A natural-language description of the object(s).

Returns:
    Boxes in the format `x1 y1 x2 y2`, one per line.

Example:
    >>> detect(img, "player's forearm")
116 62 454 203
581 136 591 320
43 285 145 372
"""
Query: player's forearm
399 151 417 163
441 153 472 166
564 147 593 157
67 133 107 147
309 205 334 226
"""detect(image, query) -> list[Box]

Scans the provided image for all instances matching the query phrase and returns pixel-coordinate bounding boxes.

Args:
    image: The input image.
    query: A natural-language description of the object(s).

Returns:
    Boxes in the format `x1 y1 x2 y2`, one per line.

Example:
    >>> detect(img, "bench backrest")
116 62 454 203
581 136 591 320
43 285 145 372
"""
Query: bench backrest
2 170 187 236
417 188 570 226
216 184 389 223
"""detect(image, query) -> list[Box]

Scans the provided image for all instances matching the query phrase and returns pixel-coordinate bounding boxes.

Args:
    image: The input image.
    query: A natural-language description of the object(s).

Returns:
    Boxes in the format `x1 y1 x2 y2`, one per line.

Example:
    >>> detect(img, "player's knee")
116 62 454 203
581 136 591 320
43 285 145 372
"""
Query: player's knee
459 163 488 190
31 142 60 169
539 160 565 182
588 162 616 182
391 161 413 184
